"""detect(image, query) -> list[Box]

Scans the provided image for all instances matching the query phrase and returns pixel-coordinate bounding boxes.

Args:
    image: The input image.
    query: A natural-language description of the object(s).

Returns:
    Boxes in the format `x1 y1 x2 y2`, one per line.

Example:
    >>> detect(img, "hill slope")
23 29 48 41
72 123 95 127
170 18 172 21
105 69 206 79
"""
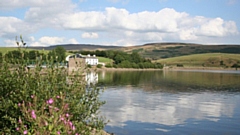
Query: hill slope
119 43 240 60
156 53 240 68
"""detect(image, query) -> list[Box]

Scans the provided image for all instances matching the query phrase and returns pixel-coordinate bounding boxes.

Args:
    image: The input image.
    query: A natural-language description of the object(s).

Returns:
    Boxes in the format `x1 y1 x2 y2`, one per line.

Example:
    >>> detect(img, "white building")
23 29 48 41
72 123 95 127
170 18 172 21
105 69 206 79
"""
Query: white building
66 54 98 66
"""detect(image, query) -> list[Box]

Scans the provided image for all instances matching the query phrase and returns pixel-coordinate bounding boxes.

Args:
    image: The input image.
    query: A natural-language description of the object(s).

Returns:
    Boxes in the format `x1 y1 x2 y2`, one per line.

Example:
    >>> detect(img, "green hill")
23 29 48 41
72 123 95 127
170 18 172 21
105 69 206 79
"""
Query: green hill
156 53 240 68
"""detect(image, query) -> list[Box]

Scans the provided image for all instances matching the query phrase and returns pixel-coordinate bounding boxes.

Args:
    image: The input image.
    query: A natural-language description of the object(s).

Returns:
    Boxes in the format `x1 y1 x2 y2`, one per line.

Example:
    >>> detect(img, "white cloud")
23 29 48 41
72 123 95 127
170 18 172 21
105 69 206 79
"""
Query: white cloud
0 17 32 38
31 36 65 46
27 36 80 46
197 18 238 37
0 0 239 46
3 39 17 47
68 38 79 44
81 32 99 39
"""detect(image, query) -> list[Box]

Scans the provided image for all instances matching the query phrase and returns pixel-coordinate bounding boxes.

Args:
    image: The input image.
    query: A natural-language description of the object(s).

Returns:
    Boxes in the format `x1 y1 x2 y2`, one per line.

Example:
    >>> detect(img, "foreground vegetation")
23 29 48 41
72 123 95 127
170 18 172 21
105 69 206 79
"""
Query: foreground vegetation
0 36 106 134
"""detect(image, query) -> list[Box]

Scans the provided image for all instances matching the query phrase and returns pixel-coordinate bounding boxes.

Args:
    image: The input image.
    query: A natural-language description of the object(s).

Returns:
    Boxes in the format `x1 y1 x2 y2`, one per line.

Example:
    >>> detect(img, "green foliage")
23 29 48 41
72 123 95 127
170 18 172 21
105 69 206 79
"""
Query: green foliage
48 46 66 62
0 37 106 134
0 52 2 63
97 64 103 68
87 64 92 68
105 63 112 68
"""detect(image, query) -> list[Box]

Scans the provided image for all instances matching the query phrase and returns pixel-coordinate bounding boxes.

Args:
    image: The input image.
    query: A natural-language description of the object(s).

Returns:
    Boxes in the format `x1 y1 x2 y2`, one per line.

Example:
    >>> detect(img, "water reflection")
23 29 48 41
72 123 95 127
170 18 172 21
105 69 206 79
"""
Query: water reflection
98 70 240 92
98 70 240 135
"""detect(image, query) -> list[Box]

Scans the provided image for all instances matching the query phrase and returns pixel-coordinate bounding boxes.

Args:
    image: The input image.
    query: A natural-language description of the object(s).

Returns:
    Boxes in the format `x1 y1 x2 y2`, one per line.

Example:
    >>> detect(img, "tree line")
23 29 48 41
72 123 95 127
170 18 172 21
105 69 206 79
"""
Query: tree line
0 46 66 64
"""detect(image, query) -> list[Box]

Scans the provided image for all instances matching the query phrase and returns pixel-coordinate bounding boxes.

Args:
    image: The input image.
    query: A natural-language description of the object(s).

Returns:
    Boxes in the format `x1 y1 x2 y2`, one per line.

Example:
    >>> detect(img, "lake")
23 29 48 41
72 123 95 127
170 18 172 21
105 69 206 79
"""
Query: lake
97 70 240 135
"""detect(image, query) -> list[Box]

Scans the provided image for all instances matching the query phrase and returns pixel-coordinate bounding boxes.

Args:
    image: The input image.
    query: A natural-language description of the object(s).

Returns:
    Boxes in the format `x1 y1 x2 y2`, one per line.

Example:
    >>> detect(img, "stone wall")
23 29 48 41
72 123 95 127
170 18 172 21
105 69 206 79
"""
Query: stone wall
68 58 85 73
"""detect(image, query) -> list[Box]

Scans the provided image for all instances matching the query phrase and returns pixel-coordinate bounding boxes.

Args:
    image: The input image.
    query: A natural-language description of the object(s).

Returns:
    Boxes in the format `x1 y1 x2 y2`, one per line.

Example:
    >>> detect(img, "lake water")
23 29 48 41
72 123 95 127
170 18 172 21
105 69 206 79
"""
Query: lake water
97 70 240 135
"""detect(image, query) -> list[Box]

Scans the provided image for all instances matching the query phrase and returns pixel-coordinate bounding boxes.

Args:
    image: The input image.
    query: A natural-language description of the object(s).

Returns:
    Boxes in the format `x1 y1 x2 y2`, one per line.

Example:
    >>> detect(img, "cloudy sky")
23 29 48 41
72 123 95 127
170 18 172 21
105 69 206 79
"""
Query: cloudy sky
0 0 239 47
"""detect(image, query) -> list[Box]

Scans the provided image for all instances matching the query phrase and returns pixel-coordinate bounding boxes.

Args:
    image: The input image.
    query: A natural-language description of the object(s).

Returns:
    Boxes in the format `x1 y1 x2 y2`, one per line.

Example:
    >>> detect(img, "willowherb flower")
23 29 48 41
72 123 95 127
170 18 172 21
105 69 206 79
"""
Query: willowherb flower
31 95 34 98
56 95 60 98
18 103 21 107
57 131 61 134
60 117 64 121
23 130 28 134
16 127 19 131
66 113 69 117
68 121 73 127
54 107 59 111
18 119 22 124
72 126 76 131
31 110 36 119
47 98 54 104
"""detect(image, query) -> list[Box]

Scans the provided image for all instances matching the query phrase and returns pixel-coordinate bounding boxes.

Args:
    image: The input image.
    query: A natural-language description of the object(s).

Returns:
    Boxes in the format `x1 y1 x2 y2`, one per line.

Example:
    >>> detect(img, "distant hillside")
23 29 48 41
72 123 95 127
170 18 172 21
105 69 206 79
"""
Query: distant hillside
28 44 122 51
156 53 240 68
27 42 240 60
119 43 240 60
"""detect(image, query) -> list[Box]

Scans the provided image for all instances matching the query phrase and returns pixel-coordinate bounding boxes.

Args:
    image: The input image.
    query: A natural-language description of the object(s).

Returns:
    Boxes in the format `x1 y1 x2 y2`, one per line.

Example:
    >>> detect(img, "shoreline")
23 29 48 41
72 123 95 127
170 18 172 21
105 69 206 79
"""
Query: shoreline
94 66 238 71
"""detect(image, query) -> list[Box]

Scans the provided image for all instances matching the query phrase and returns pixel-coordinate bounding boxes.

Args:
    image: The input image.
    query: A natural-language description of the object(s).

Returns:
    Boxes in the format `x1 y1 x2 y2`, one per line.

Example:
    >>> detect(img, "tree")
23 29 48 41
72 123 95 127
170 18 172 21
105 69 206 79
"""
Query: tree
48 46 66 62
114 54 125 64
4 50 22 63
130 52 143 64
28 50 40 60
0 52 2 63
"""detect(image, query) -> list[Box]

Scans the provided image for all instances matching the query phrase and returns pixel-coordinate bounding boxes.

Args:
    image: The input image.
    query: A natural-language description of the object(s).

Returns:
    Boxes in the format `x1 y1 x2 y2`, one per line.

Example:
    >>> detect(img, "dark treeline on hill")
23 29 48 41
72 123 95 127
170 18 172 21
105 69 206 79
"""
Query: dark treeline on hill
69 50 163 69
1 46 66 64
28 44 122 50
139 43 240 59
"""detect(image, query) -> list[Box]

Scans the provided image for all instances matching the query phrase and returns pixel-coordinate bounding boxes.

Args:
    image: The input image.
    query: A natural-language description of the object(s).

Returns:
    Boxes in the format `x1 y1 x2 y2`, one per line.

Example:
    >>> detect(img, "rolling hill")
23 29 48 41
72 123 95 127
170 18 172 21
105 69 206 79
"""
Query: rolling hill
2 43 240 68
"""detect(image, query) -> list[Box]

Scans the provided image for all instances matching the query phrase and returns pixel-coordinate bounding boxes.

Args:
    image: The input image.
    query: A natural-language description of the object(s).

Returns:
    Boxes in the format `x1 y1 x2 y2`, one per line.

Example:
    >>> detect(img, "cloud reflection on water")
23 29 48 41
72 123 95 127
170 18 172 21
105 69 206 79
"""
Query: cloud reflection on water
101 86 237 127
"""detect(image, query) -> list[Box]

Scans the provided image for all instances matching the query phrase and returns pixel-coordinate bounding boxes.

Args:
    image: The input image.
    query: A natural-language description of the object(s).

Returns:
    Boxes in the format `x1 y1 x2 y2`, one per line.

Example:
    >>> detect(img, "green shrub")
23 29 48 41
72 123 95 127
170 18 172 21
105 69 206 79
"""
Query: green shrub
105 63 112 68
97 64 103 68
0 36 106 134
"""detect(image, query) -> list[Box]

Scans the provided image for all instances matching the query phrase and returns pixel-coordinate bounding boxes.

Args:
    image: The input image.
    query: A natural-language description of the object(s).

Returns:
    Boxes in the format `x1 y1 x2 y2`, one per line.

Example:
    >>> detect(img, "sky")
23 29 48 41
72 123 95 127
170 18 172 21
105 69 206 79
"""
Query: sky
0 0 240 47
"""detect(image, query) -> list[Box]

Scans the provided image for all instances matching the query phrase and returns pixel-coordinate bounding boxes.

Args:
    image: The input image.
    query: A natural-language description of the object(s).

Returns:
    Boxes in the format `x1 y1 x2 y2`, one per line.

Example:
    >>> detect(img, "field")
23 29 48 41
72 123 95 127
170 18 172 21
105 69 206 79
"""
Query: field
98 57 112 63
156 53 240 68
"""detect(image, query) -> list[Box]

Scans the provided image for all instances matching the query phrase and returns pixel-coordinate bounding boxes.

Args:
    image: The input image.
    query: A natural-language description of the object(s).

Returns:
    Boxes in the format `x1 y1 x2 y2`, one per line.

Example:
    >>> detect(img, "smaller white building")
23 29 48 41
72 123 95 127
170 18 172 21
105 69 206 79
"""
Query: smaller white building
85 54 98 66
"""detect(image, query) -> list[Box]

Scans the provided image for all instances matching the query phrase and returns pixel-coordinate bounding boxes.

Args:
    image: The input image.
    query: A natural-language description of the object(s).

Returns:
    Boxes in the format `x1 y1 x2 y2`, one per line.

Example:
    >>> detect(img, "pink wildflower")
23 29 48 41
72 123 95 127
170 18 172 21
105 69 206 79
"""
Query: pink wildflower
56 95 60 98
60 117 64 121
66 113 69 117
31 95 34 98
47 98 54 104
23 130 28 134
57 131 61 134
31 110 36 119
72 126 76 130
18 103 21 107
68 121 73 127
18 119 22 124
16 127 19 131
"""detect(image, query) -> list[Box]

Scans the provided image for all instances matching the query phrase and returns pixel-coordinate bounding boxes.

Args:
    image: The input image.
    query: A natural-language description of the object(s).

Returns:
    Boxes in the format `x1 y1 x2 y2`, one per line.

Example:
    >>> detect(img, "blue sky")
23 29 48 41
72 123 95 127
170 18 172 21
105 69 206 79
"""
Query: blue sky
0 0 239 47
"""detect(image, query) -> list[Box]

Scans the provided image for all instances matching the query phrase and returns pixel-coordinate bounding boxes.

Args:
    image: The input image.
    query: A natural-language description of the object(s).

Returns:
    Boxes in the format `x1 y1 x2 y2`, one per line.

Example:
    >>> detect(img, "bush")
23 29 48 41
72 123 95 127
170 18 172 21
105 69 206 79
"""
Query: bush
0 36 106 134
87 64 92 68
105 63 112 68
97 64 103 68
